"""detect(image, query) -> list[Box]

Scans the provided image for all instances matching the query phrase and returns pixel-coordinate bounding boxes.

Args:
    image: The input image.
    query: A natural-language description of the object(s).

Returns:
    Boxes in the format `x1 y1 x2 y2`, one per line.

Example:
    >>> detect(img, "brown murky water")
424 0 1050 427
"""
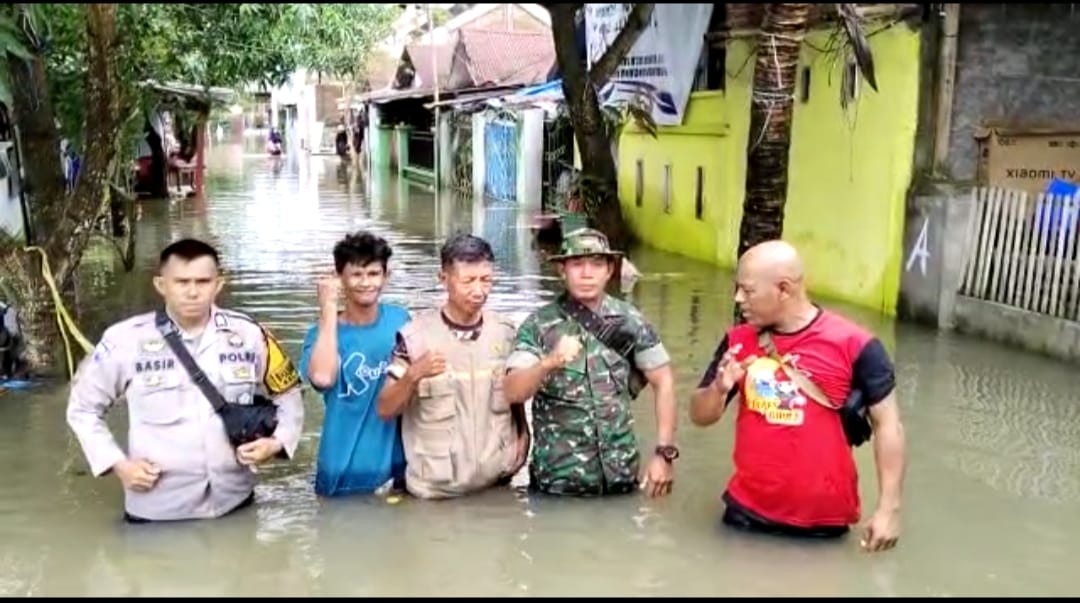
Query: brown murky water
1 139 1078 596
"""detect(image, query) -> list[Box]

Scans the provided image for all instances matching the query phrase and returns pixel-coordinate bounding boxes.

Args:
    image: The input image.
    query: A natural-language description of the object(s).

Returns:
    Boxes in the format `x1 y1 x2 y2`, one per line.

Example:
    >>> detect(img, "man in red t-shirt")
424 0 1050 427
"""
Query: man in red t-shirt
690 240 906 552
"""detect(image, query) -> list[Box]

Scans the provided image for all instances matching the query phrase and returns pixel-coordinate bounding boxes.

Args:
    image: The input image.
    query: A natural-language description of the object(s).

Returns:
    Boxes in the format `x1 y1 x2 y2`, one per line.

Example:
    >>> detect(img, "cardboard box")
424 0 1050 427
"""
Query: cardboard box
975 124 1080 196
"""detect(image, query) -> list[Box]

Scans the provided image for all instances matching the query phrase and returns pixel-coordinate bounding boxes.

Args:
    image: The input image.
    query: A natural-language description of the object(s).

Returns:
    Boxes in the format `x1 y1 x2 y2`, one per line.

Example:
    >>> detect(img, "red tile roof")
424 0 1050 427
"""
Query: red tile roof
455 29 555 88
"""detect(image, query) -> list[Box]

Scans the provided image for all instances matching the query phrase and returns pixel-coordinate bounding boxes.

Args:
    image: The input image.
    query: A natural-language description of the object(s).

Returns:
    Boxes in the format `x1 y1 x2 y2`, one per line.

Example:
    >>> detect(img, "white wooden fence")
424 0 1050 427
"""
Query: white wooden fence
959 186 1080 321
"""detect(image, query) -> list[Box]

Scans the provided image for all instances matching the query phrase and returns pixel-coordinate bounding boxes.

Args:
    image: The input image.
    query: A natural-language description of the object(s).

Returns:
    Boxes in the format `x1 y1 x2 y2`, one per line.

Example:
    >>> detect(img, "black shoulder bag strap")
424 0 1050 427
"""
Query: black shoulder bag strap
154 309 227 414
558 295 635 357
557 295 646 397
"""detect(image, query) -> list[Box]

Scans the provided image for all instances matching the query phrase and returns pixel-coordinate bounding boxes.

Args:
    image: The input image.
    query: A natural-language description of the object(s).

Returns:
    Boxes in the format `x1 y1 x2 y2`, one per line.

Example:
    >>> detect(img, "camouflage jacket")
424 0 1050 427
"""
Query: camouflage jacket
507 293 670 496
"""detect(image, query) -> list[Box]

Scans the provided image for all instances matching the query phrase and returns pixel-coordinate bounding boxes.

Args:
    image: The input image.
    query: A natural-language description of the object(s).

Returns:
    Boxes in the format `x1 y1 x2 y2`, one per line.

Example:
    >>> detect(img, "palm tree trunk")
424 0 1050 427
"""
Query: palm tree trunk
736 4 812 259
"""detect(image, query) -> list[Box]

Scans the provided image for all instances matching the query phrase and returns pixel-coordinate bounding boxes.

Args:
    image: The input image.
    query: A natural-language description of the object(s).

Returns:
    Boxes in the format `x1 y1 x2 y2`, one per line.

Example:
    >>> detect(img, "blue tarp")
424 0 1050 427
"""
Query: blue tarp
1035 178 1079 238
514 79 564 98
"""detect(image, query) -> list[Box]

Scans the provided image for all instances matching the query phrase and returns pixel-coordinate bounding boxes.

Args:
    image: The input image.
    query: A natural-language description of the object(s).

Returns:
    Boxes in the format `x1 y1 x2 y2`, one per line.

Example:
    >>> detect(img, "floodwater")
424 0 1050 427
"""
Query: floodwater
1 139 1078 597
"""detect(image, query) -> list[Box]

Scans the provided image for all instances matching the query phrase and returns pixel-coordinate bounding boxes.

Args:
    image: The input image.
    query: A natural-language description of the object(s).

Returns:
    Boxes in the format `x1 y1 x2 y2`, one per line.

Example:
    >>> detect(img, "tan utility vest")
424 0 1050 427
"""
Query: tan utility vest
399 309 517 499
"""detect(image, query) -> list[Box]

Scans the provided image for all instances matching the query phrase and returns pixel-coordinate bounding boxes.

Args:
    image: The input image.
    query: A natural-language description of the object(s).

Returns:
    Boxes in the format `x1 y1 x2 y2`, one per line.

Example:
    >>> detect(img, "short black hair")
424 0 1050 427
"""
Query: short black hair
333 231 393 273
159 238 220 269
440 233 495 270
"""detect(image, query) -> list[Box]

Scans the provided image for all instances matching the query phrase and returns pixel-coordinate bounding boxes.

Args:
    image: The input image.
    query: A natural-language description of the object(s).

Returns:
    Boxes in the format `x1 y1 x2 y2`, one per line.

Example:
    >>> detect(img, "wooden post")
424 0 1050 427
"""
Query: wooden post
932 4 960 174
194 109 208 196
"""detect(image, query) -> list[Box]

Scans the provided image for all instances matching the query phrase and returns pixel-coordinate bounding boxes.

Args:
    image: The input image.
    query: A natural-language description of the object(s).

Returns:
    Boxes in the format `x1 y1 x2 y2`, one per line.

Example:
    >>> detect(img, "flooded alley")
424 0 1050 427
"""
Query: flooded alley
1 142 1078 597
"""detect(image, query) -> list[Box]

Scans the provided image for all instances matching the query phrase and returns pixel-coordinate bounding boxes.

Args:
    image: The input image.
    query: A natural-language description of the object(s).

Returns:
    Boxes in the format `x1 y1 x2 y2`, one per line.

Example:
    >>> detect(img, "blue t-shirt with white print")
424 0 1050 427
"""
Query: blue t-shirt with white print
300 303 410 497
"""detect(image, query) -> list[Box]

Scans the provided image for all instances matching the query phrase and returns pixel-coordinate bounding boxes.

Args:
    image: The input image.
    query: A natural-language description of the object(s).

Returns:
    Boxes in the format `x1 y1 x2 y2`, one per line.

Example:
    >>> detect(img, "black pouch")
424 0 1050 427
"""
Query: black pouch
215 397 279 448
840 388 872 448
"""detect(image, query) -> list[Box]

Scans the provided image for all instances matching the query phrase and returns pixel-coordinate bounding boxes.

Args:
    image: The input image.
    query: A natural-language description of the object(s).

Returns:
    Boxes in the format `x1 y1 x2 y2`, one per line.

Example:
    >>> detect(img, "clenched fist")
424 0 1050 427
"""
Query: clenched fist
544 335 582 369
317 274 341 312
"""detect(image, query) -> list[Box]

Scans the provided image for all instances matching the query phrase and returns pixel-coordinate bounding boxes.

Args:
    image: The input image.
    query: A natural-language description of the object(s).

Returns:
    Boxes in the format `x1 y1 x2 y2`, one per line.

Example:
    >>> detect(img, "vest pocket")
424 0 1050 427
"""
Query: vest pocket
415 443 455 485
417 375 455 423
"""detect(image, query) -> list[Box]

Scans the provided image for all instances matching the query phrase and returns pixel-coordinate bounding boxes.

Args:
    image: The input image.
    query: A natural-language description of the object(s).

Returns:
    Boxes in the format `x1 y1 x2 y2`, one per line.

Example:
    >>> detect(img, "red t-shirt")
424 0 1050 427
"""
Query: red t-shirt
698 309 895 529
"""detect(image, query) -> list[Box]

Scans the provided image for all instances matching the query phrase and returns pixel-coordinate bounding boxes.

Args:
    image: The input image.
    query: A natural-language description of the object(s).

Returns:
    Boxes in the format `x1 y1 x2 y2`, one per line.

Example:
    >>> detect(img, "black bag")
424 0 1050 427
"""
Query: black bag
154 310 278 448
558 295 647 399
757 331 872 448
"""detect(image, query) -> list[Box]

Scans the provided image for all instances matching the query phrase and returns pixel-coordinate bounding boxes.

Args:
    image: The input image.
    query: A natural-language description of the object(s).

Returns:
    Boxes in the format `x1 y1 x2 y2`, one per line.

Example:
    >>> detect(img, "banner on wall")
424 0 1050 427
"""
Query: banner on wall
585 3 714 127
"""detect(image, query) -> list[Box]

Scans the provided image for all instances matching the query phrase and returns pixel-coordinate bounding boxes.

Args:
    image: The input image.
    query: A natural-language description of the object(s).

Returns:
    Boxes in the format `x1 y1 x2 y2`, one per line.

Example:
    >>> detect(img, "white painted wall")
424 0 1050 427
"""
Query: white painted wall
269 69 319 153
472 111 486 200
438 111 452 186
517 108 543 212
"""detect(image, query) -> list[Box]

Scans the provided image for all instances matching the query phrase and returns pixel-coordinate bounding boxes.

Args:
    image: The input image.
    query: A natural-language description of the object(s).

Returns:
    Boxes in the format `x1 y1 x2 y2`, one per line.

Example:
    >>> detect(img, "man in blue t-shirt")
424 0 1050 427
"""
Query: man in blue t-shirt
300 231 410 497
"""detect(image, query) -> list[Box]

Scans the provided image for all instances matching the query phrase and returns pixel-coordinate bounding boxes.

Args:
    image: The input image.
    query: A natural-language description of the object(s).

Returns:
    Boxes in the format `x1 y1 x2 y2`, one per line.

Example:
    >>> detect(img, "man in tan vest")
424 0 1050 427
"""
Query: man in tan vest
376 234 528 499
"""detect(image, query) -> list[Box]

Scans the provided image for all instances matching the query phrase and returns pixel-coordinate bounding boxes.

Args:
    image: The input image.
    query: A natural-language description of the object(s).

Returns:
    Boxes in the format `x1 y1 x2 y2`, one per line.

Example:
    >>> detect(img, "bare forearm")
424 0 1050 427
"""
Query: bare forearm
650 371 676 445
504 359 555 404
689 384 727 426
307 310 339 389
873 419 906 511
376 374 418 419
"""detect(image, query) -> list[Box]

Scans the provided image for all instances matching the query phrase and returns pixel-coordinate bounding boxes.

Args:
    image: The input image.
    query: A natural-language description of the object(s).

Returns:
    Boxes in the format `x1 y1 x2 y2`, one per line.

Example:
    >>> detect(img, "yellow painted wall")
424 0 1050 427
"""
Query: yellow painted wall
617 25 922 315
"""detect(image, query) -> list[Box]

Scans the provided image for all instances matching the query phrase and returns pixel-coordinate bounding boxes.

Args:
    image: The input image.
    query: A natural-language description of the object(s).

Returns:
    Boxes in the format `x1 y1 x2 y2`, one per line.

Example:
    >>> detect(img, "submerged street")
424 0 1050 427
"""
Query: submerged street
1 141 1078 596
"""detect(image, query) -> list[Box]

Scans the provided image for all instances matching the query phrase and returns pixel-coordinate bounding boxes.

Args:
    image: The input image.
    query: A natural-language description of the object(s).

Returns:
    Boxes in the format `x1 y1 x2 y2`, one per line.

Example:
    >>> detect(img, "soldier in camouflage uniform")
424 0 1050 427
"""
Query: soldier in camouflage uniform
504 228 679 497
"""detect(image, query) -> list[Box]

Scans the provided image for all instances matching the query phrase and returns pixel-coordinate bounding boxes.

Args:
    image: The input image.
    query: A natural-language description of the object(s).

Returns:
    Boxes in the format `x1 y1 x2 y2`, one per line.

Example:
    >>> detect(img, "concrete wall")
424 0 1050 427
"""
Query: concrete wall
946 4 1080 182
897 183 972 329
438 112 453 185
618 24 923 315
472 111 485 199
898 183 1080 362
954 296 1080 361
517 108 544 212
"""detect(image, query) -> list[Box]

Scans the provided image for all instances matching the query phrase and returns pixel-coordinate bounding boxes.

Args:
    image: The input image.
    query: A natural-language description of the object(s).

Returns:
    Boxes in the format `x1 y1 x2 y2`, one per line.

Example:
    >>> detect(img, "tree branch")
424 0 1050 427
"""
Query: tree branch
589 3 655 89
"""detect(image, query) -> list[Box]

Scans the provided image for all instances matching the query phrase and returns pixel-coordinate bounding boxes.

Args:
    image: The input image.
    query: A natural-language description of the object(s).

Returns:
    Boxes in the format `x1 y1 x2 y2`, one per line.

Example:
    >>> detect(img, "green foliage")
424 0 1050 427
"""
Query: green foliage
0 5 45 108
18 3 400 147
431 8 452 27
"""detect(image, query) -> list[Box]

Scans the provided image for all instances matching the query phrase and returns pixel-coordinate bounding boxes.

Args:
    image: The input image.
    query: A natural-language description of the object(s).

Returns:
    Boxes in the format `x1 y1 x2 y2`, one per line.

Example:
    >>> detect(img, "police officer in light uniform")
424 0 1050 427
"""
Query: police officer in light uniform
66 238 305 522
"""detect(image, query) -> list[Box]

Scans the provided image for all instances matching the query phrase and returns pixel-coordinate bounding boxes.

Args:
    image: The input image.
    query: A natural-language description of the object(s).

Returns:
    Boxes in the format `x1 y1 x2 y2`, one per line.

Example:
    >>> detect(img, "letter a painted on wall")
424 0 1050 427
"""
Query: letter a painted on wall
905 216 931 276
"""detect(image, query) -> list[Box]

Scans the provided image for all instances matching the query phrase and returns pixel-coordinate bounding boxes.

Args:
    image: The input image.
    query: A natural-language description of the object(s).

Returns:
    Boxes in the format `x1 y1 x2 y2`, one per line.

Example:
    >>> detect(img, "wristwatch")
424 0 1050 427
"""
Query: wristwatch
387 363 407 380
655 444 680 463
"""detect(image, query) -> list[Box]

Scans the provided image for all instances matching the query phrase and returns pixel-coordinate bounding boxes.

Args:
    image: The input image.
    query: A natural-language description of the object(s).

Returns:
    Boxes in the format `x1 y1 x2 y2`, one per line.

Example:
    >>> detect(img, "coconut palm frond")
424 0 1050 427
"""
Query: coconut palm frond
836 3 877 92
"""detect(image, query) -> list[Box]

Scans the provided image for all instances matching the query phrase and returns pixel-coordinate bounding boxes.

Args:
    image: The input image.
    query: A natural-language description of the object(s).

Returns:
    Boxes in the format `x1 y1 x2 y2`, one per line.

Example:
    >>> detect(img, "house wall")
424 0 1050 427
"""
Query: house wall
462 5 548 33
946 3 1080 182
617 24 923 315
315 83 344 127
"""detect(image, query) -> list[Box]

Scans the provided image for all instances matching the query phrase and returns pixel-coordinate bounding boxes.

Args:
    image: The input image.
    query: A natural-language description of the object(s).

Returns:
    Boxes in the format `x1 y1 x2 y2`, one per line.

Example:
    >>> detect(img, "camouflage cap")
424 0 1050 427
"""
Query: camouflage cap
548 228 623 262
